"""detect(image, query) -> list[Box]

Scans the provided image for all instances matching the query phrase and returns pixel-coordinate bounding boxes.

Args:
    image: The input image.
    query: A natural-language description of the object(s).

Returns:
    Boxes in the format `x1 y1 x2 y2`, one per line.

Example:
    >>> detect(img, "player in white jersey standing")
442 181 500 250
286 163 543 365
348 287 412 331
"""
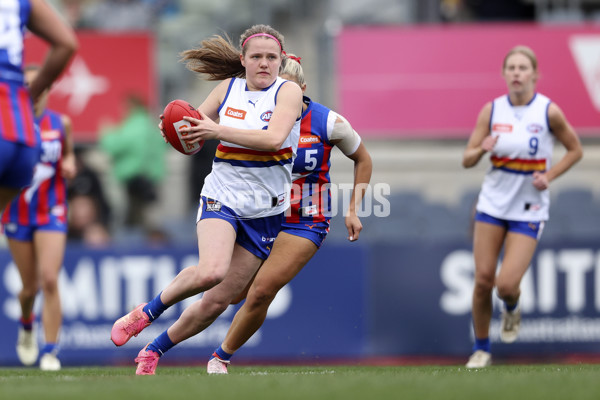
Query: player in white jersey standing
109 24 303 375
462 46 583 368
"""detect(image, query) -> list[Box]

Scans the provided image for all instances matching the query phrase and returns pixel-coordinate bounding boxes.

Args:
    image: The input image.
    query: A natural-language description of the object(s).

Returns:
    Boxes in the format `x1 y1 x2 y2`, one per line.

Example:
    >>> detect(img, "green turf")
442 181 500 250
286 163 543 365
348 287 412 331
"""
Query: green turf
1 364 600 400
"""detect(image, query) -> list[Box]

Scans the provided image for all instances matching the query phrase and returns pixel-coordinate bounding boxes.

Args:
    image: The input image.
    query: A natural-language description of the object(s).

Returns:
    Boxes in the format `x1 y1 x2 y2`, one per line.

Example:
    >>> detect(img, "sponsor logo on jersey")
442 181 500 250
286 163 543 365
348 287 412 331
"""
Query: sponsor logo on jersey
51 205 66 217
277 193 286 206
492 123 513 133
527 123 544 133
299 135 321 147
524 202 542 211
260 111 272 122
205 200 222 212
301 204 318 216
41 129 61 140
261 236 276 243
225 107 246 120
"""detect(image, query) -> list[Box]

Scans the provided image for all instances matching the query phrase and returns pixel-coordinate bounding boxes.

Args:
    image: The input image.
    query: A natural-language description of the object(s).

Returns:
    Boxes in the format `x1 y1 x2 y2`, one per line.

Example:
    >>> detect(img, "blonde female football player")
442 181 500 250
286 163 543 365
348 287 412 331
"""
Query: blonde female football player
109 24 303 375
462 45 582 368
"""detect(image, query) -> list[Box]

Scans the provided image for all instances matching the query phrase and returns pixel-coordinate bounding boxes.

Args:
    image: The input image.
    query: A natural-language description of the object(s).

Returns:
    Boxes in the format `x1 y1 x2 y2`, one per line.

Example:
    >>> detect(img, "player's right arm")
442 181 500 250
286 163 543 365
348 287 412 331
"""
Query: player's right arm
330 112 372 242
60 114 77 180
187 79 303 151
26 0 78 102
462 102 494 168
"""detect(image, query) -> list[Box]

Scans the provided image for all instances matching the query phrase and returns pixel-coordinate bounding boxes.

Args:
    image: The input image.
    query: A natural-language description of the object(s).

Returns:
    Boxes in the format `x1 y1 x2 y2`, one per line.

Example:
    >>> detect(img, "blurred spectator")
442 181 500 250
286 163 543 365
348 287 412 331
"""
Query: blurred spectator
99 94 166 229
68 193 111 247
188 139 218 210
67 147 111 227
66 146 112 246
146 227 171 247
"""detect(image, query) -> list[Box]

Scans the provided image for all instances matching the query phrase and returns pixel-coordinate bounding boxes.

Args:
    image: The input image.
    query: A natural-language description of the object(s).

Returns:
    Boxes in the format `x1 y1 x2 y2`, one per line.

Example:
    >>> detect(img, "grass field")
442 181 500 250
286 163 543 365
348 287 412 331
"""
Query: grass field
1 364 600 400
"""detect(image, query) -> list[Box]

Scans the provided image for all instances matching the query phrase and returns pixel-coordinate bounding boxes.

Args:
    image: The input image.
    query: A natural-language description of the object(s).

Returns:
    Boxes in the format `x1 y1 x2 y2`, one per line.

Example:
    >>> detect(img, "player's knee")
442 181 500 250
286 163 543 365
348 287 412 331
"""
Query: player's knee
39 274 59 294
192 263 227 289
496 281 518 301
19 285 38 300
247 284 278 307
473 276 494 295
201 297 230 319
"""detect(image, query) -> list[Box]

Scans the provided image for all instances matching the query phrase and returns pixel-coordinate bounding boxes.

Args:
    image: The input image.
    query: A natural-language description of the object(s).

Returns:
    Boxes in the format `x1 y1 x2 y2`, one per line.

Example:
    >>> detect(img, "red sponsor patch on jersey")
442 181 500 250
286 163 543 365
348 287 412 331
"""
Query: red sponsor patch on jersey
41 129 61 140
225 107 246 120
492 123 513 133
298 134 321 147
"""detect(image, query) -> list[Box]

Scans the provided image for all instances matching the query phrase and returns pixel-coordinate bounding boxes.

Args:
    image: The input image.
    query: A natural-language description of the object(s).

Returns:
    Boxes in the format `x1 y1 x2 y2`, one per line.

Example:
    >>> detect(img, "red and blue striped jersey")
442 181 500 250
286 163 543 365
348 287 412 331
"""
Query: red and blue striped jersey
0 81 37 146
2 109 67 226
286 97 334 225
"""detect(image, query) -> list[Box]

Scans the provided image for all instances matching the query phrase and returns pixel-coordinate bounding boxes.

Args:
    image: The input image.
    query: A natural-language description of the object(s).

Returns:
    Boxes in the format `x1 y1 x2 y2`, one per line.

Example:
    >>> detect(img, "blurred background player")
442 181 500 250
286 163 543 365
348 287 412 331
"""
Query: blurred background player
206 53 373 373
0 0 78 214
1 64 77 371
462 45 583 368
109 24 303 375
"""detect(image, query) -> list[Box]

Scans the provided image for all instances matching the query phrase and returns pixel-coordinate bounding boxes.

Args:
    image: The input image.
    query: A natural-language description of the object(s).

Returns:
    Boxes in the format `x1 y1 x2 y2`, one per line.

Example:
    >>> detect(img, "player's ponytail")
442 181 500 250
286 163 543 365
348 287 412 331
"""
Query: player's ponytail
180 33 244 81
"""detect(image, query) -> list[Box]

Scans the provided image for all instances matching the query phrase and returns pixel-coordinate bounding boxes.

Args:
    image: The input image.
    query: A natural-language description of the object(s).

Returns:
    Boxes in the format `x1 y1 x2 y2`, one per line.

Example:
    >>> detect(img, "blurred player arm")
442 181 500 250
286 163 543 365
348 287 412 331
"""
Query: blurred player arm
543 102 583 183
462 102 494 168
60 114 76 179
331 114 372 241
26 0 78 102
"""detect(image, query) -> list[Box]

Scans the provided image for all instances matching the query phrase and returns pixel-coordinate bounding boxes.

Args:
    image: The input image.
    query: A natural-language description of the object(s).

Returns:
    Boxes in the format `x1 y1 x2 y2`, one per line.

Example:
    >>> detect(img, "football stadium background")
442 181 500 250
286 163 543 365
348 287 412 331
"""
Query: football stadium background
1 0 600 366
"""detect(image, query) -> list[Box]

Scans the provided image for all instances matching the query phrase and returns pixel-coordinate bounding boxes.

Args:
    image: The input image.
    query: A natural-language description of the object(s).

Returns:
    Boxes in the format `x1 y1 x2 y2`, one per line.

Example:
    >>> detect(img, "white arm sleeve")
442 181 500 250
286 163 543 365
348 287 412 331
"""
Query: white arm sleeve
328 111 362 156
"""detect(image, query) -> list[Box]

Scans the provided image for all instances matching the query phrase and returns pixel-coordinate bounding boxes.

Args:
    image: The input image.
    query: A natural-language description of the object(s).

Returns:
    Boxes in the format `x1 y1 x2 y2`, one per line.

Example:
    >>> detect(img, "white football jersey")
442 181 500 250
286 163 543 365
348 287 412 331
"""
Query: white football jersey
201 77 300 218
476 93 554 221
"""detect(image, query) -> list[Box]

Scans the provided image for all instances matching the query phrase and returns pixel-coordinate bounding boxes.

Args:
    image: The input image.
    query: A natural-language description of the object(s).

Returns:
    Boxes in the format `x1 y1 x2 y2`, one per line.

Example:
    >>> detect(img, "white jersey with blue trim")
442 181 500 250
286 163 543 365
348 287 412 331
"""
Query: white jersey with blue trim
201 77 300 218
476 93 554 221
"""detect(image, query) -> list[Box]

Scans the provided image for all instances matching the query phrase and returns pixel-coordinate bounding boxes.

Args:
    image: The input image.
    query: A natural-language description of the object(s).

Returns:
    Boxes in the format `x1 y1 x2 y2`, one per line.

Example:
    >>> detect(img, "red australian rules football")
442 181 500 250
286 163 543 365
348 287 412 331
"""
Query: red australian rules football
161 99 204 155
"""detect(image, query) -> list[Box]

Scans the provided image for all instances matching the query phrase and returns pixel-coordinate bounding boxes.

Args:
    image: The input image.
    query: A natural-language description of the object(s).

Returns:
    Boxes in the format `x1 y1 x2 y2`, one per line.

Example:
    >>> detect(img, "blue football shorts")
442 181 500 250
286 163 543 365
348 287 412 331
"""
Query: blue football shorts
280 219 330 248
197 196 283 260
475 211 544 240
3 216 68 242
0 139 40 189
